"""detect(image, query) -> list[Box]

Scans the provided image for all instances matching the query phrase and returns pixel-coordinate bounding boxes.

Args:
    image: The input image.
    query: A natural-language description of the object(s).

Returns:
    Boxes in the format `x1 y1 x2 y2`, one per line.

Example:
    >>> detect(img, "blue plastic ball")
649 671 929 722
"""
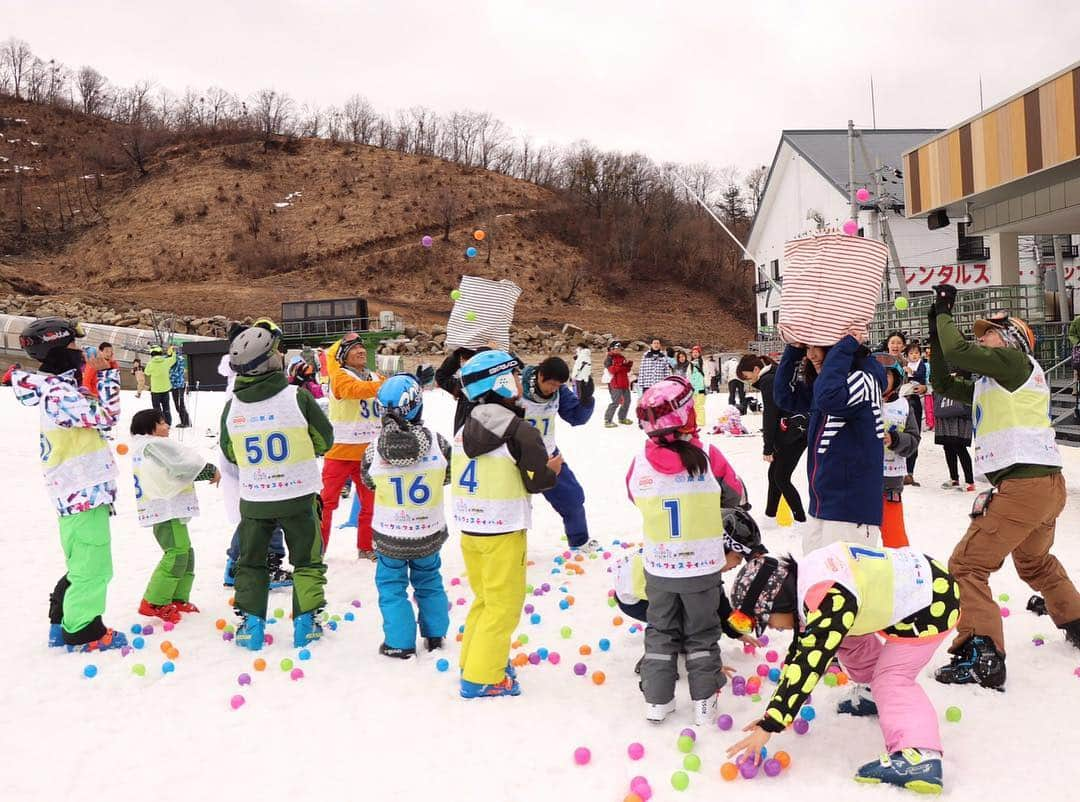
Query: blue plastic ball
162 661 175 674
344 612 355 621
537 648 549 660
768 667 781 682
599 639 611 652
83 664 98 678
559 599 570 610
132 637 145 650
466 247 478 258
554 556 564 565
800 705 816 721
436 658 450 672
550 568 560 575
328 621 338 631
530 614 541 625
131 624 142 635
458 625 465 634
298 649 312 661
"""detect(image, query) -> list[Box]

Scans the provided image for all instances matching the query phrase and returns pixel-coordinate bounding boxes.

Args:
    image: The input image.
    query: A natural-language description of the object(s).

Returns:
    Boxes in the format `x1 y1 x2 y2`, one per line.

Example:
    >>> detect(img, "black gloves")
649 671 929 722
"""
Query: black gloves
577 377 595 405
414 365 435 387
934 283 957 315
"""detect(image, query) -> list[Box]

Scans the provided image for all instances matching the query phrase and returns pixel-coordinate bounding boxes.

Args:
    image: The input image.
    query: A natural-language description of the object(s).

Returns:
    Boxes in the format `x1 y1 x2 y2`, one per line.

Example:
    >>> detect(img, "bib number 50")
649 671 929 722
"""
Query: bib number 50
244 433 289 464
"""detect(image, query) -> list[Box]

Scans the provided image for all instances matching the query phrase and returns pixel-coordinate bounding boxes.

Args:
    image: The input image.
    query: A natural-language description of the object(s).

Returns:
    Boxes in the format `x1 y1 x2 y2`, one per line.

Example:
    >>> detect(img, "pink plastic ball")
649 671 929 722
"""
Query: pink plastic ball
290 668 304 681
856 187 871 203
163 621 175 632
756 664 770 677
421 235 433 248
573 747 591 765
264 633 274 645
627 742 645 760
742 642 756 655
230 694 245 710
456 598 467 606
450 578 461 586
548 652 561 665
1000 607 1010 617
842 219 859 236
631 777 653 800
765 650 779 663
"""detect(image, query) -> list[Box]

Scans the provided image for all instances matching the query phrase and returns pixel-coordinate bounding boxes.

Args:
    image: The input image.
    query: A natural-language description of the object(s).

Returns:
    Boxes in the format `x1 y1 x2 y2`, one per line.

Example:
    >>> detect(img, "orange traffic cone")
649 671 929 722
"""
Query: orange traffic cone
881 497 909 547
777 496 794 528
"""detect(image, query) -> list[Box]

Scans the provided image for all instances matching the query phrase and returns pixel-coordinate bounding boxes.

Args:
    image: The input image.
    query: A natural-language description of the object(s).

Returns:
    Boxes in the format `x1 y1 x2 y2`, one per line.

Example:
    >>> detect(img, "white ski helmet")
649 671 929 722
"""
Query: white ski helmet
229 322 282 376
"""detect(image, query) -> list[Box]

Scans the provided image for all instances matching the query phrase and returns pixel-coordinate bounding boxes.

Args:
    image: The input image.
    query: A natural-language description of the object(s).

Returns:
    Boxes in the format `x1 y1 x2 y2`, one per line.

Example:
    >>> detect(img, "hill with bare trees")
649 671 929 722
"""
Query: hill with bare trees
0 37 756 347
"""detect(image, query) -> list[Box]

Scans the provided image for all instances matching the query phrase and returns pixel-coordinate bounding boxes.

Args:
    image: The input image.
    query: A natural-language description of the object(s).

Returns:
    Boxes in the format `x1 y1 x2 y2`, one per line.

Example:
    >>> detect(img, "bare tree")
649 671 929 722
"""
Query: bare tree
343 94 378 144
299 103 323 138
76 66 108 115
114 81 161 176
438 187 457 241
206 86 235 130
1 37 33 99
745 164 768 217
250 88 294 138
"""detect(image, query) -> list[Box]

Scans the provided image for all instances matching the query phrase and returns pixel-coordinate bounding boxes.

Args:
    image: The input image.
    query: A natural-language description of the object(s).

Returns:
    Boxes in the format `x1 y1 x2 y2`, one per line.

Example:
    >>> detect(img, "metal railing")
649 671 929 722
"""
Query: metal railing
1039 243 1079 258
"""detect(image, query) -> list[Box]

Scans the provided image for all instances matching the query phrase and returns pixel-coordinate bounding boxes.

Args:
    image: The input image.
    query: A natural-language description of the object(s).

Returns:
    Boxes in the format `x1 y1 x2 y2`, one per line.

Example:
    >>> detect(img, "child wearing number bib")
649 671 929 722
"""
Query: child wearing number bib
130 409 220 624
320 332 385 558
628 376 747 726
873 354 921 548
453 351 560 699
220 321 334 651
362 374 452 659
725 543 959 794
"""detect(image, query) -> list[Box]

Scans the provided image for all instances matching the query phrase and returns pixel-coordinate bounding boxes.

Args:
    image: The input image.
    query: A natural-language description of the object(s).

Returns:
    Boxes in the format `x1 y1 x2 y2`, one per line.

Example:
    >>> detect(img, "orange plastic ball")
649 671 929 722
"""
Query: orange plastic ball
574 554 584 562
511 641 521 650
167 648 179 660
579 645 592 656
613 616 624 626
228 596 235 606
624 794 644 802
160 640 173 653
591 671 606 685
473 229 485 241
215 618 227 630
455 633 464 642
774 750 791 768
565 596 575 605
253 658 267 671
721 762 739 781
836 672 849 686
115 443 129 455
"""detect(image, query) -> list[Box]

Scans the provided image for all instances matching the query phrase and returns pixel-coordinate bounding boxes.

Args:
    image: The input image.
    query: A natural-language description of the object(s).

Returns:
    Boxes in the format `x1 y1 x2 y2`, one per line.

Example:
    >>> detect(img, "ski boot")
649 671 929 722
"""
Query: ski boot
645 699 676 723
48 623 65 648
1027 594 1048 616
693 695 718 726
138 598 182 624
570 539 602 555
855 749 943 794
837 683 878 716
425 636 444 652
604 421 617 428
379 643 416 660
267 553 293 589
235 614 267 651
172 601 200 614
934 636 1005 690
223 558 236 587
293 611 323 648
619 418 633 425
1063 619 1080 650
67 628 128 653
460 675 521 699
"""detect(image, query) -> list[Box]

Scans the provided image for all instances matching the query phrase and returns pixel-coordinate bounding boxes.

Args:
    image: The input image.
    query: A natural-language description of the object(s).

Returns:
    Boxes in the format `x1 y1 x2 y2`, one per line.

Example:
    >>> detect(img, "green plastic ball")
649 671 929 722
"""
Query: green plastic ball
751 693 762 702
518 633 529 645
280 658 294 672
465 311 478 322
671 770 690 791
607 597 617 608
677 735 694 753
998 593 1010 603
450 289 462 301
894 296 909 311
274 608 285 619
824 673 838 687
560 626 572 639
945 706 962 723
683 754 702 772
132 663 146 677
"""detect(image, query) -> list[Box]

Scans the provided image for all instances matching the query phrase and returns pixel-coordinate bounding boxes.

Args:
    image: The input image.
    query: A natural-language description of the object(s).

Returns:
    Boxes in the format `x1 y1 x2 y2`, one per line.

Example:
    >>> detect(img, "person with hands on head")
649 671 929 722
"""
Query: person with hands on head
725 543 960 794
603 341 634 426
927 284 1080 689
772 325 887 552
145 344 178 425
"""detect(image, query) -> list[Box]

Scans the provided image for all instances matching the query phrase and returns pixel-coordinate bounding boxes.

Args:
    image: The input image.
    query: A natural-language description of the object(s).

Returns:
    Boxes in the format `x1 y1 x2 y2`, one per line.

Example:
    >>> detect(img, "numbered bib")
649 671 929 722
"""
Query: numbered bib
450 432 530 533
369 435 447 538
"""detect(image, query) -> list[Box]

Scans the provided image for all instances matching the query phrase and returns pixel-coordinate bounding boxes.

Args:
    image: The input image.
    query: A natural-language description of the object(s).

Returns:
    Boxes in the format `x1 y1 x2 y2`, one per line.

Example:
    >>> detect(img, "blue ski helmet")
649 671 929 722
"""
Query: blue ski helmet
460 350 522 401
378 373 423 421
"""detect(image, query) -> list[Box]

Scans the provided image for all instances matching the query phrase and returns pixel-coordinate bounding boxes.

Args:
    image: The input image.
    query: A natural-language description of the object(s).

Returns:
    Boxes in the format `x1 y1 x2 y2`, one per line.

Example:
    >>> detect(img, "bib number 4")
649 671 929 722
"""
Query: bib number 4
457 460 479 494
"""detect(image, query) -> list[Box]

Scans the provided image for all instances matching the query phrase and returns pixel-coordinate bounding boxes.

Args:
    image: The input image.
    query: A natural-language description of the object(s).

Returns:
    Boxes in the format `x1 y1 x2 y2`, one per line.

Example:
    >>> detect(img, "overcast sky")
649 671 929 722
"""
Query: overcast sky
6 0 1079 179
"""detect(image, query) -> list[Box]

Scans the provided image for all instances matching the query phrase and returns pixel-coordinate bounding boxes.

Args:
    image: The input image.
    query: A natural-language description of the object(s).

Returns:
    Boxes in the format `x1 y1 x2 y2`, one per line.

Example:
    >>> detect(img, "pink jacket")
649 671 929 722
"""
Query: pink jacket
626 437 747 508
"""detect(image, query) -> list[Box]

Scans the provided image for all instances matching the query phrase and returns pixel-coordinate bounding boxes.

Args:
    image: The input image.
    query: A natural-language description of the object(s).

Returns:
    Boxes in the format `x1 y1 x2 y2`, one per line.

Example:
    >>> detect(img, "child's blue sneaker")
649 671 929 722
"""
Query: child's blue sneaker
855 749 943 794
223 558 236 587
48 623 65 648
66 629 128 653
235 614 266 651
837 683 878 716
293 611 323 648
460 675 521 699
505 661 517 680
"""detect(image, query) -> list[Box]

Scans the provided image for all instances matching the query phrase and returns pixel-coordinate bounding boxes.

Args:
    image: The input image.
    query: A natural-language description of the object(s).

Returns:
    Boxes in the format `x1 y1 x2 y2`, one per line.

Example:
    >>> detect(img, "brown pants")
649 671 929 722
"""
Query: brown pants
948 473 1080 654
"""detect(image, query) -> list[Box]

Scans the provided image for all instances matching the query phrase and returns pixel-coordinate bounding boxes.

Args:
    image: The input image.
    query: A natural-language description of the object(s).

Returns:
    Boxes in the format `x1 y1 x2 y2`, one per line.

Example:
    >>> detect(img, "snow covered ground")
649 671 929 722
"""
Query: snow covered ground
2 387 1079 802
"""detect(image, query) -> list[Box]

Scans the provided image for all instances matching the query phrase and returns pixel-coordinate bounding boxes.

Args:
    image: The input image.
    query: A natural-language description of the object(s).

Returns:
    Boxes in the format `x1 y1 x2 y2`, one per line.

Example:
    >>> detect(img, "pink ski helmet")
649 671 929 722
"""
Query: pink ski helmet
636 376 697 438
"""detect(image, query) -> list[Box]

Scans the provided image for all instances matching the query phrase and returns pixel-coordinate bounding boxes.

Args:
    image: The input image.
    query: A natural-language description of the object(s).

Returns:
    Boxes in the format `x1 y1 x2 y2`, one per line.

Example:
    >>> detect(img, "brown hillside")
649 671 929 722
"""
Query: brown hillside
0 98 754 348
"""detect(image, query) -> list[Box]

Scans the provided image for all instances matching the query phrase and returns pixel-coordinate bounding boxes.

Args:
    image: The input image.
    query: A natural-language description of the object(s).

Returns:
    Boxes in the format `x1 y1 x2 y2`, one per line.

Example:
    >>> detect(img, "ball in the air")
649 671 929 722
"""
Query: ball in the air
465 311 477 322
450 289 461 300
894 296 909 311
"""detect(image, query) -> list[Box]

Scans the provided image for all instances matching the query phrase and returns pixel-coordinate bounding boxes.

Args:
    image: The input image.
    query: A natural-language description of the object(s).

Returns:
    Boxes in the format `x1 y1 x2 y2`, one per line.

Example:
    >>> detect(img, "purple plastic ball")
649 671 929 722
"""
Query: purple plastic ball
679 727 697 741
793 718 810 735
541 583 551 592
717 714 733 730
740 761 759 779
524 604 535 614
573 662 587 676
763 758 782 777
351 599 362 608
237 673 251 686
528 652 541 665
141 624 154 635
222 631 234 641
759 634 770 646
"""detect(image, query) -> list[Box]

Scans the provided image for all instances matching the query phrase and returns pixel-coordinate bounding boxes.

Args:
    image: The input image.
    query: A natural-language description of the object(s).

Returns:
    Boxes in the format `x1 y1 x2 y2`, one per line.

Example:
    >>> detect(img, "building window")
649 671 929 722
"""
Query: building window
770 259 780 280
759 312 768 328
772 310 780 325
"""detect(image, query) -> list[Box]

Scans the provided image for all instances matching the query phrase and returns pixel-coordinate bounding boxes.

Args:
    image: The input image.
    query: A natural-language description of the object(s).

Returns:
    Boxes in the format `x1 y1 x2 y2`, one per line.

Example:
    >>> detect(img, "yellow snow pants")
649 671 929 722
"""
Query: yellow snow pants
459 530 527 685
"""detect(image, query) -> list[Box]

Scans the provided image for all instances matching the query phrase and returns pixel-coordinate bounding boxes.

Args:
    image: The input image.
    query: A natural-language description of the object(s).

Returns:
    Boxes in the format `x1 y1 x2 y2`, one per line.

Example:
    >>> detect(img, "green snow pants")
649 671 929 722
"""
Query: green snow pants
235 503 326 619
144 519 195 605
54 505 113 641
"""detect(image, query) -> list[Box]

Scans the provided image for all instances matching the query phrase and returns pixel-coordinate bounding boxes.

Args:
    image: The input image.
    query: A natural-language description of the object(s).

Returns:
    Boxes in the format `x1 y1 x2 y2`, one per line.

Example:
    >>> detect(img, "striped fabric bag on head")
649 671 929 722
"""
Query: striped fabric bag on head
445 276 522 350
777 233 888 347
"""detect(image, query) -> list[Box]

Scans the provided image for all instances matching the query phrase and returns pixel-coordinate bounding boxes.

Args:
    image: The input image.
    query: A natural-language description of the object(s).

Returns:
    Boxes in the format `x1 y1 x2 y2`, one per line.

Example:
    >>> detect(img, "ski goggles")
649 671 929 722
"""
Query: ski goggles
635 378 695 425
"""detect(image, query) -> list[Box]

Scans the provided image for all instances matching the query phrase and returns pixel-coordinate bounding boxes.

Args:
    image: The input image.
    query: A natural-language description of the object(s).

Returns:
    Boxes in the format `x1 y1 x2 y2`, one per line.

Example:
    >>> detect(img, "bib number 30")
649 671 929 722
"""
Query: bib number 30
244 433 289 464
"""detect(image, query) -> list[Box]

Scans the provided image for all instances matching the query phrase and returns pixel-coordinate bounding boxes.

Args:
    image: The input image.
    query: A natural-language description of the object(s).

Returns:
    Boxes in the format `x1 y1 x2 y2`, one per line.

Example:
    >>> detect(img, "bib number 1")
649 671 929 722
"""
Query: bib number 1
662 498 681 538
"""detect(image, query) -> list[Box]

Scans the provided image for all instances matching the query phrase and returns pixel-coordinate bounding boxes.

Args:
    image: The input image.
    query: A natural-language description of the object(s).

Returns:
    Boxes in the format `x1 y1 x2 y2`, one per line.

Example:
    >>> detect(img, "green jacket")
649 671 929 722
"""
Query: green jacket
1068 315 1080 347
220 371 334 518
930 313 1059 485
145 349 178 394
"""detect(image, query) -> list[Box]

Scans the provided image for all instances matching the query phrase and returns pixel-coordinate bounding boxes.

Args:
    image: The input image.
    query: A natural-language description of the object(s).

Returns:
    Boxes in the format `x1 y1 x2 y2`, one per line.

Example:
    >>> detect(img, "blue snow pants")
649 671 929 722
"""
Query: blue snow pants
375 551 450 650
542 461 589 548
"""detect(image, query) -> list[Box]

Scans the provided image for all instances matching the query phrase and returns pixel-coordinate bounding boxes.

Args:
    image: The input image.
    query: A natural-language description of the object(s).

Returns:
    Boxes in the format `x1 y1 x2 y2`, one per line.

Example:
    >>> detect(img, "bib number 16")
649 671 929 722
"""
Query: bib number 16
389 475 431 506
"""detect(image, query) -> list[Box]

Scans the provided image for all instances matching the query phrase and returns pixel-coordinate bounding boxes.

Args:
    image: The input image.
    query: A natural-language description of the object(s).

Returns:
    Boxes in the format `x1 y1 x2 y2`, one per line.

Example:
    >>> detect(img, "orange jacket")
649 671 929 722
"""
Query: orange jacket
325 339 384 461
82 359 120 398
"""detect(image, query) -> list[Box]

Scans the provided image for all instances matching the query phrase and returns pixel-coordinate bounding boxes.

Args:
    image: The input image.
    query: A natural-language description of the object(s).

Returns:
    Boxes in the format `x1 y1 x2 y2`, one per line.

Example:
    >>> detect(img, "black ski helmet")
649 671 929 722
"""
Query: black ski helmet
19 317 84 361
722 508 763 557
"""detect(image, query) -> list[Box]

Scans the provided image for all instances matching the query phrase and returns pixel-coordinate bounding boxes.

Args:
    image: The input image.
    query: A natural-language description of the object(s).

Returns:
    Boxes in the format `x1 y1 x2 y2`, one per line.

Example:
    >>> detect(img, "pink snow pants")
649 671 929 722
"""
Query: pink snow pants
837 633 947 753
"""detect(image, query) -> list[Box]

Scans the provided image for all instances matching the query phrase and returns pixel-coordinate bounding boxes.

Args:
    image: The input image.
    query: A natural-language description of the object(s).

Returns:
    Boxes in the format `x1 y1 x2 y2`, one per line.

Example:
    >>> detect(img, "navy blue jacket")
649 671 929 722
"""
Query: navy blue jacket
556 384 594 427
773 336 886 526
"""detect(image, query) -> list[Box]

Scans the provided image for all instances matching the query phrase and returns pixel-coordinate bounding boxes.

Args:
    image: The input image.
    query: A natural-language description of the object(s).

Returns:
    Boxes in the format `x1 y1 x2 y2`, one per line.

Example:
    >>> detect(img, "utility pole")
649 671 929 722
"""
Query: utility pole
847 120 858 222
856 132 910 300
870 76 877 130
